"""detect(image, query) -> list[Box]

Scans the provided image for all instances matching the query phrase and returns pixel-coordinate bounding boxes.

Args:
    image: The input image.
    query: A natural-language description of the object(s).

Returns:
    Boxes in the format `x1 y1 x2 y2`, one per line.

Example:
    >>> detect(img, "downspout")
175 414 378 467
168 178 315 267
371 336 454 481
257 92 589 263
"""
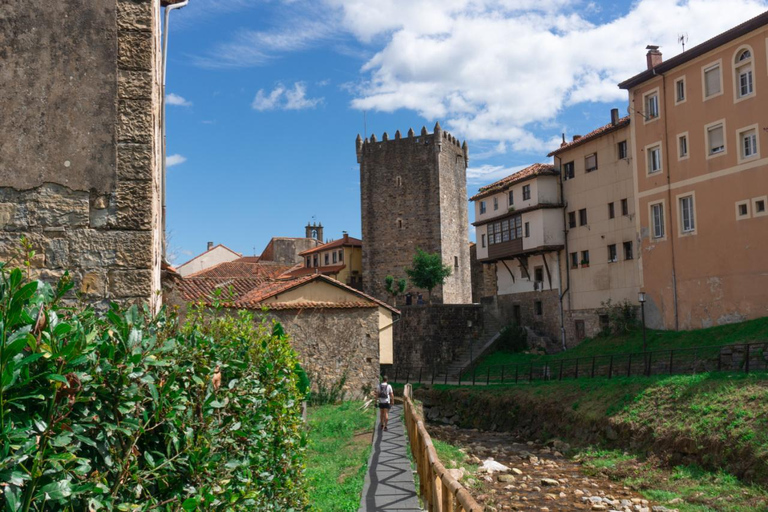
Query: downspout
555 155 570 350
161 0 189 260
653 68 680 330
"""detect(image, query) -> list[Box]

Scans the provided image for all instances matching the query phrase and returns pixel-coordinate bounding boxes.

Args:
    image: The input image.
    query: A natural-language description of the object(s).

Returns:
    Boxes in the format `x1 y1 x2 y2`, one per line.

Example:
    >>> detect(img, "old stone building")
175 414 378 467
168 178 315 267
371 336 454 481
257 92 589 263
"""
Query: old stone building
1 0 164 310
357 123 472 304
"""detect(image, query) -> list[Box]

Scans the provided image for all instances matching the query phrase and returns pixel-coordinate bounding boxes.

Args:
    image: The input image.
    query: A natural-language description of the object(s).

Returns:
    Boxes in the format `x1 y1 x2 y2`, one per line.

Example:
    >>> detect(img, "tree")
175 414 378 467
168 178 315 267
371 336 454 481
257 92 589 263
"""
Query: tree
404 248 452 304
384 275 407 306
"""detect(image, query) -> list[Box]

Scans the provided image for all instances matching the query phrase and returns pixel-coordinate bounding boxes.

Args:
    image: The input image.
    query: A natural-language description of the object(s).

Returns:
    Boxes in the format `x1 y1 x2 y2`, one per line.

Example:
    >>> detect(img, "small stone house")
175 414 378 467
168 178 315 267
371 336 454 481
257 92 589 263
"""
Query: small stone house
170 266 398 399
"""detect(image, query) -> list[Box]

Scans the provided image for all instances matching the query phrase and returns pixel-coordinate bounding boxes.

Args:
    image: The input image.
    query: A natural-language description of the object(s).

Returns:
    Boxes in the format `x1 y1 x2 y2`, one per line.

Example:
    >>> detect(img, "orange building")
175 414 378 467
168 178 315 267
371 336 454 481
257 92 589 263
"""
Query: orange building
619 12 768 329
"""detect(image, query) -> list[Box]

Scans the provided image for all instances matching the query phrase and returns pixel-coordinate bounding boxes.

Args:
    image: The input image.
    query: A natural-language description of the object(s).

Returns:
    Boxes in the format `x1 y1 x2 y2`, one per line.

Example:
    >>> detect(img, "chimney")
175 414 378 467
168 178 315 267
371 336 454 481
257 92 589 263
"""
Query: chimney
610 108 619 126
646 45 662 70
207 241 213 251
560 133 567 148
572 135 582 141
343 233 349 243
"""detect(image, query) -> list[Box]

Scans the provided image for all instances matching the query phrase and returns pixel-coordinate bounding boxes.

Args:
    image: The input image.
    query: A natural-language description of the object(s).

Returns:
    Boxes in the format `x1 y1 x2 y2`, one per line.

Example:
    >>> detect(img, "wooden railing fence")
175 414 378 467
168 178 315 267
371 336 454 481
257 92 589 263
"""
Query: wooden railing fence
402 383 482 512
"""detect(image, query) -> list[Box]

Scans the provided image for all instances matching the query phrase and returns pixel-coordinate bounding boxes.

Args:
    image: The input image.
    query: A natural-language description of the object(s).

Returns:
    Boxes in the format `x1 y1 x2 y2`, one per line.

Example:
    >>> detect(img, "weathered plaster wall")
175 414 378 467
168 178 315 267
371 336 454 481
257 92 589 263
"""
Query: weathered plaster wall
392 304 484 372
269 308 381 400
0 0 162 310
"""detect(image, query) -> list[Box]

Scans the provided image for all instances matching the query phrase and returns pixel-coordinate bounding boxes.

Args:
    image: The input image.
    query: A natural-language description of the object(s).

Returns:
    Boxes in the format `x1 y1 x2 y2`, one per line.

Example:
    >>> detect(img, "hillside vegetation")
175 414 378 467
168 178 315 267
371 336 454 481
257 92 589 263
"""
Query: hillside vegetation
469 316 768 374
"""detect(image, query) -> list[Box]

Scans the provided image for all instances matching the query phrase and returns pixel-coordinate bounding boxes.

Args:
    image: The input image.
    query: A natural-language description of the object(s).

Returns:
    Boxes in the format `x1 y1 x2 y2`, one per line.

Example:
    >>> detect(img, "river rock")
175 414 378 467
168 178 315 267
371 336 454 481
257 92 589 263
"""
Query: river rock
541 478 559 487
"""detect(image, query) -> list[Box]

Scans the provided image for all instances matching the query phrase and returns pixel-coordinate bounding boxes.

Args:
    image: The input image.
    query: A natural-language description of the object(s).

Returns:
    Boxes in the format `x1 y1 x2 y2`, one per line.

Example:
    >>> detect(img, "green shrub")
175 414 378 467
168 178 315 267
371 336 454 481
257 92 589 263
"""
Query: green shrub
496 323 528 353
600 298 639 335
0 264 307 511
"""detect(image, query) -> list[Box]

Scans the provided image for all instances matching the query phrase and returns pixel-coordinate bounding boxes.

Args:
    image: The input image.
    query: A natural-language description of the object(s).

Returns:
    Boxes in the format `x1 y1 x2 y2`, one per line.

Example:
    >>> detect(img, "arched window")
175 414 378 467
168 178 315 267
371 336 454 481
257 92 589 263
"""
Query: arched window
311 229 318 239
735 47 754 99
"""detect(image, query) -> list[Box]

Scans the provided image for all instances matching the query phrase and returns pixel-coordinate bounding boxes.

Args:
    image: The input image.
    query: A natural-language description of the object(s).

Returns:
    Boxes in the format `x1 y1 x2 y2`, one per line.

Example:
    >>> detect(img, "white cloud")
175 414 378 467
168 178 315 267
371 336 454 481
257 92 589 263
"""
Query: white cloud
336 0 768 154
166 93 192 107
166 154 187 167
252 82 323 111
193 3 338 68
467 164 529 185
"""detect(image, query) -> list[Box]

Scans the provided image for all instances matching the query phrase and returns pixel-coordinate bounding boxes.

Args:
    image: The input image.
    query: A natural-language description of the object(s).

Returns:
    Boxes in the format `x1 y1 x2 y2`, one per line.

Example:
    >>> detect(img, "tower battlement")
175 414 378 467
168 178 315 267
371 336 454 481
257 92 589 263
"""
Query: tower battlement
357 122 472 305
356 122 468 165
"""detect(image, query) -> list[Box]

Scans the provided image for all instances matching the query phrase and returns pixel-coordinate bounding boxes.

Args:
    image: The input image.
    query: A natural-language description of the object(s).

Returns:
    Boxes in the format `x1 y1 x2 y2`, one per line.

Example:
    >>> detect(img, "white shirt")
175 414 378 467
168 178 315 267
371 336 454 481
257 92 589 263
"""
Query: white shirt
378 383 393 404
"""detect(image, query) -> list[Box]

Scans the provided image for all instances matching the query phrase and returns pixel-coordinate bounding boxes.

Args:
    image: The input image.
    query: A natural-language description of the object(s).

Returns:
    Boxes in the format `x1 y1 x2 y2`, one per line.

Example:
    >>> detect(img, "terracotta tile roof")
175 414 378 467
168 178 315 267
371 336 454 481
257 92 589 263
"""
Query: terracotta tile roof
236 256 260 263
177 278 268 303
547 116 630 157
186 260 291 280
235 274 400 314
470 163 558 201
280 264 346 279
298 235 362 256
260 301 379 310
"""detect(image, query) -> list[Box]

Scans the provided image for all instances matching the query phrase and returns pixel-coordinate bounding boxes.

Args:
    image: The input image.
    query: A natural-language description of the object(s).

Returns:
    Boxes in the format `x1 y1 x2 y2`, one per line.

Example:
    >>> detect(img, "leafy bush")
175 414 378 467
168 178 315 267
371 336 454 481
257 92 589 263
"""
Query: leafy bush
496 323 528 353
0 264 307 511
600 299 638 335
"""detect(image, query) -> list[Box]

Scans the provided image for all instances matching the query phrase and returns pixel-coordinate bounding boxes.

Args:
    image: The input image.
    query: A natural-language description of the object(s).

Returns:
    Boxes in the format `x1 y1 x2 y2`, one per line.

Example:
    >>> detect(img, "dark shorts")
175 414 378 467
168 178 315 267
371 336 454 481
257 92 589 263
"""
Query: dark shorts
379 403 391 409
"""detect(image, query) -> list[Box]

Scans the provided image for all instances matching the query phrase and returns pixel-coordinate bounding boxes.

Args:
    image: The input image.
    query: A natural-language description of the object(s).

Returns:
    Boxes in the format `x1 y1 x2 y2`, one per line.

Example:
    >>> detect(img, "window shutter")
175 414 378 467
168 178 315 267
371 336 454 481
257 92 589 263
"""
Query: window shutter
705 67 720 96
709 126 724 152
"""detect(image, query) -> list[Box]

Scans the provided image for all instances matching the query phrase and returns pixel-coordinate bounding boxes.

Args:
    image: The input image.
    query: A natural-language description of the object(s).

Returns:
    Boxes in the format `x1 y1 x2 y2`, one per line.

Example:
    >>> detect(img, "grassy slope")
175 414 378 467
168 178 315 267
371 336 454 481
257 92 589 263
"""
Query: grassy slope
306 401 376 512
417 373 768 510
469 316 768 374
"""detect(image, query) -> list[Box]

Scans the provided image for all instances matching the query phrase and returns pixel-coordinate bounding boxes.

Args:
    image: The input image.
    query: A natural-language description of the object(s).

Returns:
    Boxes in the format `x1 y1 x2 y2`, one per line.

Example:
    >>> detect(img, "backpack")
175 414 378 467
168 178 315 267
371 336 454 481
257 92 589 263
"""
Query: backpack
378 384 389 400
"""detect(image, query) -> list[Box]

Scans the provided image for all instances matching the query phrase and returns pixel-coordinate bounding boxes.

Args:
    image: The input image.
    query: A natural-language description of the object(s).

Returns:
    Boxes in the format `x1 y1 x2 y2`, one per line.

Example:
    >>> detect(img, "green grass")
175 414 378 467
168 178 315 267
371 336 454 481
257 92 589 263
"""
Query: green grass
306 401 376 511
580 449 768 511
466 316 768 377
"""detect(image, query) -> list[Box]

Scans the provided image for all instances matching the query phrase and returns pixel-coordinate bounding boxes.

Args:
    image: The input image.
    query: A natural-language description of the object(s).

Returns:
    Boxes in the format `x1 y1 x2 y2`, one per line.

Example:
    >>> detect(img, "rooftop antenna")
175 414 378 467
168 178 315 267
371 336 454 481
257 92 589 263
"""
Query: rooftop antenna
678 33 688 52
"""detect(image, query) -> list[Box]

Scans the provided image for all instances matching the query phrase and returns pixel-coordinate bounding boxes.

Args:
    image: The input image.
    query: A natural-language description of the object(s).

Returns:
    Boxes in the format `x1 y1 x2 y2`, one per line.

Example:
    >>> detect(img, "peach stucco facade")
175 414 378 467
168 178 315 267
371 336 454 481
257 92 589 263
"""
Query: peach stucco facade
622 20 768 329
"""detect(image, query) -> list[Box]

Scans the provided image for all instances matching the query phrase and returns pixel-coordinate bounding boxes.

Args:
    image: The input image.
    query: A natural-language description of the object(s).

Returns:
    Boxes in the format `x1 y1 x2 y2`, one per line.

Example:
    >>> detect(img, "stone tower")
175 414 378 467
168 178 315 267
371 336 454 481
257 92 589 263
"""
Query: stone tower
0 0 163 311
357 123 472 304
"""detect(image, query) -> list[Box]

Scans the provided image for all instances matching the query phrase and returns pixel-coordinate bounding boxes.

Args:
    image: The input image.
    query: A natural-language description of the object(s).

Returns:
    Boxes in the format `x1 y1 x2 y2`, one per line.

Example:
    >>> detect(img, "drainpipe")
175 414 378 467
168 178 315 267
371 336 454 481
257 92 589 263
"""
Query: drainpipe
161 0 189 260
555 155 570 350
652 68 680 330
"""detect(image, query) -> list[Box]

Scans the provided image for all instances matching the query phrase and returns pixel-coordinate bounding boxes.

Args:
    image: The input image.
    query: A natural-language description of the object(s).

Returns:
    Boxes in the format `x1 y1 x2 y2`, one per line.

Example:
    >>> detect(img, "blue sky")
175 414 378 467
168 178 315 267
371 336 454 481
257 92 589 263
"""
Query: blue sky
165 0 768 264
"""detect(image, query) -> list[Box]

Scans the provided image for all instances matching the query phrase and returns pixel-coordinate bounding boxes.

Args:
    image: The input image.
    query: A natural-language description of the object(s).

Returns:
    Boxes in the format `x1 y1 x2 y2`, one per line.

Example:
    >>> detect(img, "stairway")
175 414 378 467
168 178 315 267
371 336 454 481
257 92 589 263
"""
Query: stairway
434 315 504 382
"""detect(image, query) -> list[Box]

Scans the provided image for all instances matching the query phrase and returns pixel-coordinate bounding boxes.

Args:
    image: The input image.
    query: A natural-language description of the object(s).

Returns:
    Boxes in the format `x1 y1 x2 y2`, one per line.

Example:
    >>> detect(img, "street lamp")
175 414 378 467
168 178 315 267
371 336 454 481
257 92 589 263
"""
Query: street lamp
638 292 647 374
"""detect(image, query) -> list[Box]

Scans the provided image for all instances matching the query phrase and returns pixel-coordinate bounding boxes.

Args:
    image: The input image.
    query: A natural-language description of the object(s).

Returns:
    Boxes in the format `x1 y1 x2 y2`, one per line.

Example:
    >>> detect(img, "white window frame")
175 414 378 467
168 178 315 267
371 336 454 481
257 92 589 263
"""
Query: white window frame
479 201 486 214
705 119 727 159
753 195 768 218
493 196 499 211
674 77 686 105
481 233 486 248
649 200 666 241
735 200 751 220
642 87 660 123
618 140 628 160
733 46 755 103
677 192 697 236
607 244 617 263
737 124 760 163
677 132 689 160
645 142 663 175
585 153 598 172
702 60 723 101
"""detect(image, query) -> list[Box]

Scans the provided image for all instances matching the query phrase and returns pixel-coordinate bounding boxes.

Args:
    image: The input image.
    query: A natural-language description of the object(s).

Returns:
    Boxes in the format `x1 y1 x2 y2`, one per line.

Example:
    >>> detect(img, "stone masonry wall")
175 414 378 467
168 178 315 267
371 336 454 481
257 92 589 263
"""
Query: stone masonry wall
0 1 162 310
358 126 471 305
392 304 484 372
269 307 380 400
483 290 562 351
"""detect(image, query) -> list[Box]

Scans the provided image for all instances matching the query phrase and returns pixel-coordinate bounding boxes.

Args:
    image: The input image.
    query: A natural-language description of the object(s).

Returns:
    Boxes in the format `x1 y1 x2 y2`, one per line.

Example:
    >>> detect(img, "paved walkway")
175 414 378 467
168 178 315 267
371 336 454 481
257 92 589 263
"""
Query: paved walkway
359 405 421 511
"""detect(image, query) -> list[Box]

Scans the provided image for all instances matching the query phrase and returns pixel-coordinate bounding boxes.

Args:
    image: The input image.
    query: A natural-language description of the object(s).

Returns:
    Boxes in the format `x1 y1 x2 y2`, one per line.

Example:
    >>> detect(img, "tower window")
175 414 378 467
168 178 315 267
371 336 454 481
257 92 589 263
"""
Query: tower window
395 175 403 187
397 219 404 229
454 256 459 268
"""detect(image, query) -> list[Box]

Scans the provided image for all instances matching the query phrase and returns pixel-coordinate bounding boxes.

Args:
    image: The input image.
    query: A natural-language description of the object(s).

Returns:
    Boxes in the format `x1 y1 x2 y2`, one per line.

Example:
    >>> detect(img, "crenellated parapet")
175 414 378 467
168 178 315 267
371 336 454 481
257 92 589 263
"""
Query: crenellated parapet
356 122 468 165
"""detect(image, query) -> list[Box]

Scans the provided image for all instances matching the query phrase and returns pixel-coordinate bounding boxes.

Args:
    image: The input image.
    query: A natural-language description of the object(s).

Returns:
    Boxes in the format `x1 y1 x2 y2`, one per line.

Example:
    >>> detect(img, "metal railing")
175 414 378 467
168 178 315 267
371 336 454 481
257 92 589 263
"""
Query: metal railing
392 342 767 386
402 384 482 512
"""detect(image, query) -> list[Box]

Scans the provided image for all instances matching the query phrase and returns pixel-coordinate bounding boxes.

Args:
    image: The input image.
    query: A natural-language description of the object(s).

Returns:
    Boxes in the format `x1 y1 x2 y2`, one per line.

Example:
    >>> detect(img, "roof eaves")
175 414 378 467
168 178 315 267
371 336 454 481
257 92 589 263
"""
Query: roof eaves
618 10 768 90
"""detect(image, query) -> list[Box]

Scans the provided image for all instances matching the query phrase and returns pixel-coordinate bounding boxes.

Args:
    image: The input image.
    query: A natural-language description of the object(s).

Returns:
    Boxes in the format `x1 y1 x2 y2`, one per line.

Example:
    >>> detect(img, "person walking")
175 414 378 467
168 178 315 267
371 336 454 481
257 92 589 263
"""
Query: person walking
377 376 395 431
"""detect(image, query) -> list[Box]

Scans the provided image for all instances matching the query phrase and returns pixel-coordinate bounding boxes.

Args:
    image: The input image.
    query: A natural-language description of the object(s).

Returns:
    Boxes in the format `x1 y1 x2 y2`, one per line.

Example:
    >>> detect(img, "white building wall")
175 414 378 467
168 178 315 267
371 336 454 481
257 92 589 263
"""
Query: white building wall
496 252 561 295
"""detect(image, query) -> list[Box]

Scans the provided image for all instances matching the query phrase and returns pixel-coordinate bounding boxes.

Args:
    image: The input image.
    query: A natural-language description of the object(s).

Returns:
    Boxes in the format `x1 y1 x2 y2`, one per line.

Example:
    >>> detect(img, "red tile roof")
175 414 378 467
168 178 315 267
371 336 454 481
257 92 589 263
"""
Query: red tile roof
235 274 399 314
470 163 558 201
547 116 630 157
177 278 269 303
280 264 346 279
298 235 362 256
186 260 291 280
